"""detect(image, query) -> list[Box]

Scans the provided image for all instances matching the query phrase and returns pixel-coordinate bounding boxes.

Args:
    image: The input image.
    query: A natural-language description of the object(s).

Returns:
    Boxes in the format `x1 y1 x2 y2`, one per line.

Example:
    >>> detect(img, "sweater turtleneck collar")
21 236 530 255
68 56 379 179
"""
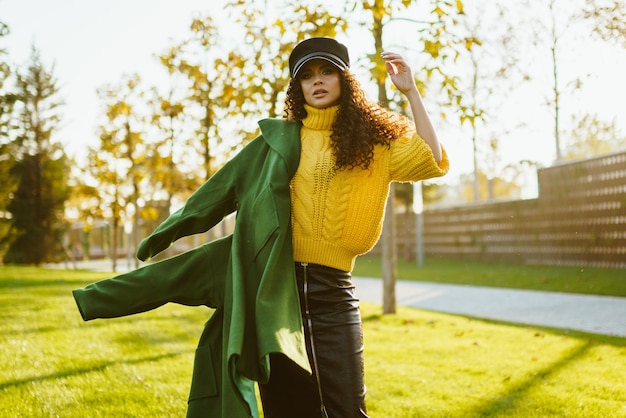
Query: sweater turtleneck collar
302 104 339 131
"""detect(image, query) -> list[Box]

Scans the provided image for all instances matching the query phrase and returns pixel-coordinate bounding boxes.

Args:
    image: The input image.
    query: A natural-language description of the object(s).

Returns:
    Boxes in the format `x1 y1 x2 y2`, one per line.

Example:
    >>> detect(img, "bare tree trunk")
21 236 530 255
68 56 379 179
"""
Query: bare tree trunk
111 216 118 273
403 207 412 261
132 191 140 269
472 124 480 202
550 0 562 161
470 44 480 203
372 8 397 315
382 184 397 314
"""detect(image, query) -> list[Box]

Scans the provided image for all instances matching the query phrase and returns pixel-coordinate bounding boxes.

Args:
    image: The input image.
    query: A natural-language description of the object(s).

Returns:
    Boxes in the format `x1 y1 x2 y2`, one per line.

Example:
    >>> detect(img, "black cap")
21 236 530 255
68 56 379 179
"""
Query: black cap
289 37 350 78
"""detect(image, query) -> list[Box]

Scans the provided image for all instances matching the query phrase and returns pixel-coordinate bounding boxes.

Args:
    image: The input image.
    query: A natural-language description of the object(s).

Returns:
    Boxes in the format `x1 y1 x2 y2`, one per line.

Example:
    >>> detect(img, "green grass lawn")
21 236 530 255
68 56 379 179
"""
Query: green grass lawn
354 256 626 297
1 266 625 417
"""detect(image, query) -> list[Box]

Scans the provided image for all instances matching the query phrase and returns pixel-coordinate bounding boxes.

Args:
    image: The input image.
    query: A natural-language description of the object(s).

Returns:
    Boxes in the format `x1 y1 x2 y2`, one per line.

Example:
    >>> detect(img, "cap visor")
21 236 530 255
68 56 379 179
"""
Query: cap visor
292 54 346 78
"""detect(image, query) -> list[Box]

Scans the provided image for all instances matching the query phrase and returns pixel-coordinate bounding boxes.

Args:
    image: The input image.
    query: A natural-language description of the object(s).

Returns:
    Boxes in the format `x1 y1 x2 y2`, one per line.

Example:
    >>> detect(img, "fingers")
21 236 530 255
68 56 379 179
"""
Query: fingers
381 51 405 65
381 51 409 74
381 51 417 94
381 51 403 60
385 61 398 75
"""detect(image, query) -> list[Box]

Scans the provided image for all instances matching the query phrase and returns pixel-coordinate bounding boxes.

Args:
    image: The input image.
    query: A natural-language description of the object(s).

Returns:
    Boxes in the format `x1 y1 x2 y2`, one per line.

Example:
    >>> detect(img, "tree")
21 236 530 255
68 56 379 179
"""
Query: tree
522 0 583 162
0 22 16 140
88 74 149 271
3 47 69 265
159 17 253 183
452 1 530 203
146 84 199 213
562 113 626 160
548 0 566 161
227 0 348 120
0 21 19 260
5 154 69 264
64 168 103 261
460 169 522 202
584 0 626 47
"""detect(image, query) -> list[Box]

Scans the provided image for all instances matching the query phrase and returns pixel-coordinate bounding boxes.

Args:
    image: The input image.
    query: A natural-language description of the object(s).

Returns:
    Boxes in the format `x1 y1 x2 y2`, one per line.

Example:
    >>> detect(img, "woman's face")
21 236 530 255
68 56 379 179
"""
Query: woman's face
298 59 342 109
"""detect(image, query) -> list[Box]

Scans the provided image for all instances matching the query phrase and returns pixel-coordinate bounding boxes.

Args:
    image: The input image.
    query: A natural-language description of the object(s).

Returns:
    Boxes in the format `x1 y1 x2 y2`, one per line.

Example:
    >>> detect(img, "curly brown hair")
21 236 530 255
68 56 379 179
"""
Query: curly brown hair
283 70 412 170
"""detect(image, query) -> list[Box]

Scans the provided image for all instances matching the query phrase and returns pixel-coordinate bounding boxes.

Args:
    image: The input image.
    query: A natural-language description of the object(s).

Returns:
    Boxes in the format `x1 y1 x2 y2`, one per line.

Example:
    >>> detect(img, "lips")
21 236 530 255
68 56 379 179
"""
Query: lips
313 89 327 97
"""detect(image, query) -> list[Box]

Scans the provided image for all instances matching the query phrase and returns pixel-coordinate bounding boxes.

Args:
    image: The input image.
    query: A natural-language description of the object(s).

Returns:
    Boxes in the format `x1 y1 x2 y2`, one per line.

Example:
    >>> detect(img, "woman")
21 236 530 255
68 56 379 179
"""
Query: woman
258 38 448 417
72 37 448 418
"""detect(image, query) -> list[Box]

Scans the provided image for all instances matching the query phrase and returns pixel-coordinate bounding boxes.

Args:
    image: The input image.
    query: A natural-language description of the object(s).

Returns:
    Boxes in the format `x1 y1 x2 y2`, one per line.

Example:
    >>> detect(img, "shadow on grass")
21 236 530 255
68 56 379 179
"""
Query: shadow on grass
362 307 624 416
0 351 190 391
2 311 210 341
467 341 592 417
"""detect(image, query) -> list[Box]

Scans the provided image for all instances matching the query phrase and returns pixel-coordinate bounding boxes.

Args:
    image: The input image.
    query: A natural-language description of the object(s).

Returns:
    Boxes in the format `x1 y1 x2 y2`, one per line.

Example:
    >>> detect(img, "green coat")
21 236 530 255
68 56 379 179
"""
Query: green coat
73 119 310 418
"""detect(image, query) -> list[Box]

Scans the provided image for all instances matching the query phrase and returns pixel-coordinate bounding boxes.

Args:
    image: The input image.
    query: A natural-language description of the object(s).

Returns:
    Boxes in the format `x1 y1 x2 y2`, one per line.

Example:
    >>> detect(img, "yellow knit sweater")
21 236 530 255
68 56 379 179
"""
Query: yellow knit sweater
291 104 449 272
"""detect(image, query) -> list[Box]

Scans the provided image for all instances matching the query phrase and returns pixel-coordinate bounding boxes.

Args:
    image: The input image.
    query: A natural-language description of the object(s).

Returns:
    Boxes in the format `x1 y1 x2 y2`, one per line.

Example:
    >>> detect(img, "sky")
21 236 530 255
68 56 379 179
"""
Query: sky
2 0 626 197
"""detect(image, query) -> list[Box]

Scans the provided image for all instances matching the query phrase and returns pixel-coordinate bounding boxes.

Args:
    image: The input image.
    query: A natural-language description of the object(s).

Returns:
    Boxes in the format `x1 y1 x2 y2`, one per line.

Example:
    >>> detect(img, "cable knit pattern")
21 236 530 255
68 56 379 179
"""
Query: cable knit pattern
291 104 449 271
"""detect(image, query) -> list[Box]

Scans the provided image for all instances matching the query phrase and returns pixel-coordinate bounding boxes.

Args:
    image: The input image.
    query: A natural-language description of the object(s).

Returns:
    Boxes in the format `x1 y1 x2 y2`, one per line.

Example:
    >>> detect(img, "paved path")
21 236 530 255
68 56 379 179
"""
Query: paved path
353 277 626 337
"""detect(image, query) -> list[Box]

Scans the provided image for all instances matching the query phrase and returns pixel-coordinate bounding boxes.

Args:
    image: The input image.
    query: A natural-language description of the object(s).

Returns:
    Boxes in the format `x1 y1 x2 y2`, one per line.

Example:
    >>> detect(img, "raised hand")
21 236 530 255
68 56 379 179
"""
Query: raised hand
381 51 418 95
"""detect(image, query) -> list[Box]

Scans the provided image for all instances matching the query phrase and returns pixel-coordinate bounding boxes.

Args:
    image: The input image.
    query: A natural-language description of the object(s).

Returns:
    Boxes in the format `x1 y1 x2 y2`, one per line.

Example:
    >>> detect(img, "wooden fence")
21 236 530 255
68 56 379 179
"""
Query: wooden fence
420 151 626 268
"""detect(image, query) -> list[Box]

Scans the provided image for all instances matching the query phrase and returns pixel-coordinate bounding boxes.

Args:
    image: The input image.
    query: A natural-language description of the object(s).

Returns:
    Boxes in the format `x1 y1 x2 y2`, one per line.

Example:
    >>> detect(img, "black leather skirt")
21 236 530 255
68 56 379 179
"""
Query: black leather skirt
259 262 369 418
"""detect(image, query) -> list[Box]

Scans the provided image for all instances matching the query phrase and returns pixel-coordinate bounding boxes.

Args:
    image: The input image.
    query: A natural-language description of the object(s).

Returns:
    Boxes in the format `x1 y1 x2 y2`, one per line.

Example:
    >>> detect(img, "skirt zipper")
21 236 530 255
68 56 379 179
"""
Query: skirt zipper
301 262 329 418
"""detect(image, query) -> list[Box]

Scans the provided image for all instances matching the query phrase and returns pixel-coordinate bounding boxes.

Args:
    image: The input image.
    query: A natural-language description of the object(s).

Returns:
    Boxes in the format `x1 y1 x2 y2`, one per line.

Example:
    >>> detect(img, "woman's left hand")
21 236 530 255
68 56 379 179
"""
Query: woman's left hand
381 51 442 162
381 52 418 95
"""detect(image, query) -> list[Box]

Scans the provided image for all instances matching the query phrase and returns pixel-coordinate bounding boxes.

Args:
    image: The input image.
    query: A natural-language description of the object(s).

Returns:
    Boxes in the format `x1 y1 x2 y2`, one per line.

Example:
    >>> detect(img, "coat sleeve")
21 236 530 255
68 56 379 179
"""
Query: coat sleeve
137 136 266 261
73 236 231 321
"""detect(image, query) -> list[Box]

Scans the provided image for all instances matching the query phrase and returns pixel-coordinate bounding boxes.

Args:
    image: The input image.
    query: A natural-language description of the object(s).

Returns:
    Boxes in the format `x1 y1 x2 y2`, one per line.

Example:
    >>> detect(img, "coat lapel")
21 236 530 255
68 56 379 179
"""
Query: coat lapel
258 118 301 177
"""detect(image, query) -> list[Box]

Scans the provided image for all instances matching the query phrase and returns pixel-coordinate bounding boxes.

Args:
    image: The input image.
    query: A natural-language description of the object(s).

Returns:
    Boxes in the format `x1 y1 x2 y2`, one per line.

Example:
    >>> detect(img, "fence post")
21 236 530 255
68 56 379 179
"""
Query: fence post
414 182 424 267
